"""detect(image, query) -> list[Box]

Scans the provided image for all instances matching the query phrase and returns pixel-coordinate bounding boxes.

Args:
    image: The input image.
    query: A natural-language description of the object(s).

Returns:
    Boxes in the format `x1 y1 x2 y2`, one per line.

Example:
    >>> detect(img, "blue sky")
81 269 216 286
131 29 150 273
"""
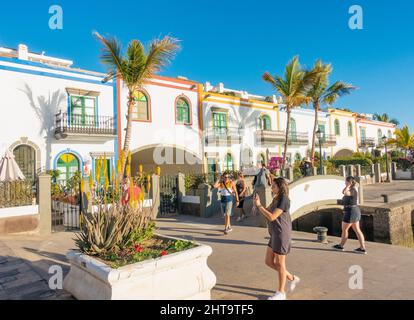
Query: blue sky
0 0 413 129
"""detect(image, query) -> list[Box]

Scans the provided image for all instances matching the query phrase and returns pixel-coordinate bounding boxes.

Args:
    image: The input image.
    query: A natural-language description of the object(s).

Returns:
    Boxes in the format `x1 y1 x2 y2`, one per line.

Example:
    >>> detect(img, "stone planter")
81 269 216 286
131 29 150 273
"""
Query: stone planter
63 235 216 300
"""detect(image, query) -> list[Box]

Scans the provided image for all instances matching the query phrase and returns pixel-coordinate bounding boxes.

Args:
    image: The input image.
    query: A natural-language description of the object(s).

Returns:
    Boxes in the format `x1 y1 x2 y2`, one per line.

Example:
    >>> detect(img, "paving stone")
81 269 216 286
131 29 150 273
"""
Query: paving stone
2 272 42 289
0 276 18 285
0 270 20 279
5 279 49 298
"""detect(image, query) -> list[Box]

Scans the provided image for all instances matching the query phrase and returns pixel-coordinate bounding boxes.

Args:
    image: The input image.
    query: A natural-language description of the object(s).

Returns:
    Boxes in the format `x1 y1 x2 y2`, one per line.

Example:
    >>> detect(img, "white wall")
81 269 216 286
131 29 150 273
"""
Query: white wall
0 57 116 175
202 96 279 171
328 113 357 156
118 77 202 163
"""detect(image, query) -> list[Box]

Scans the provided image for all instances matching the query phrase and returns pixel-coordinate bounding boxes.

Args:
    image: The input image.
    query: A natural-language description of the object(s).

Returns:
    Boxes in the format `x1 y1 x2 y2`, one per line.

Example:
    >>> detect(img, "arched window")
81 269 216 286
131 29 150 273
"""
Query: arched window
334 119 340 136
13 145 36 182
176 97 191 124
388 130 392 139
224 153 233 171
57 153 80 185
132 91 150 121
289 118 297 140
347 121 353 137
259 114 271 130
377 129 383 143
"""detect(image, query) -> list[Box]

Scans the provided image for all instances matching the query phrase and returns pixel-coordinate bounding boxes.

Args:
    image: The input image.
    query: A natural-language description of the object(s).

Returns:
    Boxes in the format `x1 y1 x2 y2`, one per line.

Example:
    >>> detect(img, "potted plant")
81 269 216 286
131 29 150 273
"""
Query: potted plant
63 154 216 300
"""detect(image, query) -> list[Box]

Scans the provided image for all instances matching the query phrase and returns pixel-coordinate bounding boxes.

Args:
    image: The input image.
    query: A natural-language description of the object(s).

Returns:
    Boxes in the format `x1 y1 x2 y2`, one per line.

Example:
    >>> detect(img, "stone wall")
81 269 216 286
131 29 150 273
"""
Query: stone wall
360 201 414 246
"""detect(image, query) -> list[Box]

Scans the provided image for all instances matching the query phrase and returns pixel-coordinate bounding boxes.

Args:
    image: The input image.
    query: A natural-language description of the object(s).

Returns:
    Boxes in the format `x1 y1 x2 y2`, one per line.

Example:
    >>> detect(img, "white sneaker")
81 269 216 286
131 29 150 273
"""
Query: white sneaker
236 217 242 222
227 227 233 233
288 275 300 293
267 291 286 300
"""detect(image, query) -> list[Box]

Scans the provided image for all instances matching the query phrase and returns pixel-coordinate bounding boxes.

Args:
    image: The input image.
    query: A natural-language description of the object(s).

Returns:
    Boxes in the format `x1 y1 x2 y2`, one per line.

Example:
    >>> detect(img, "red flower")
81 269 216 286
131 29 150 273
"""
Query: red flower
161 250 168 256
134 245 143 253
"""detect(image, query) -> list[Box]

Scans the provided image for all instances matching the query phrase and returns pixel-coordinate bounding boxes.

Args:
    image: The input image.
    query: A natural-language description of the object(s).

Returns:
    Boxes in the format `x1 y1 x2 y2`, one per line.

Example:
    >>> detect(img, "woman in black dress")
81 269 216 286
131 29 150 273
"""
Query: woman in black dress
253 177 300 300
236 172 247 222
333 176 367 254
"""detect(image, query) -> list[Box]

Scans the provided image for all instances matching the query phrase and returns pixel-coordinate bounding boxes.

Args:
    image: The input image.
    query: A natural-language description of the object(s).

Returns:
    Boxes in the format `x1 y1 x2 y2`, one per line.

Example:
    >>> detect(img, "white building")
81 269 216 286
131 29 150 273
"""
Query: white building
0 44 117 185
0 44 397 183
201 82 279 177
356 115 396 153
118 75 204 174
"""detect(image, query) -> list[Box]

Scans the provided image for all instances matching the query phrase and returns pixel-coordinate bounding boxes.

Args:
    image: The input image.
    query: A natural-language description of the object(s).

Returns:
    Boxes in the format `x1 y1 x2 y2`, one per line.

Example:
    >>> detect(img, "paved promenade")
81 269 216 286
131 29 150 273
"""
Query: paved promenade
0 214 413 300
363 180 414 205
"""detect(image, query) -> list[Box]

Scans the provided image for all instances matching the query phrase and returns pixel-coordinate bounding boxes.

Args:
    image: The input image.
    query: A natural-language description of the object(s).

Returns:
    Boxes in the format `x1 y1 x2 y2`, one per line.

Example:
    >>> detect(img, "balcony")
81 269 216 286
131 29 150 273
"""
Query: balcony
205 127 242 146
255 130 309 146
287 132 309 146
316 134 337 147
359 137 376 148
255 130 285 147
54 112 116 141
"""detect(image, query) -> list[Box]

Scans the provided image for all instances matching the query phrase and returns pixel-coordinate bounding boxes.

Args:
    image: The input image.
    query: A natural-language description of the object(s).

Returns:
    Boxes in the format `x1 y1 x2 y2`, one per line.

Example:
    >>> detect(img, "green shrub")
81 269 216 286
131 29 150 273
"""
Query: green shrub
330 158 373 167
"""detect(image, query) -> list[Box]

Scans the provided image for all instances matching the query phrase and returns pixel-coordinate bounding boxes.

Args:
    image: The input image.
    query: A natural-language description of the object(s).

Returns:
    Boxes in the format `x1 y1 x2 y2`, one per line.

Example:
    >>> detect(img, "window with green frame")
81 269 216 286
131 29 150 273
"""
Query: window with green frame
289 118 297 140
132 91 150 121
176 97 190 124
57 153 80 185
224 153 233 171
377 129 383 143
70 96 96 126
213 112 227 135
259 114 271 130
334 119 341 136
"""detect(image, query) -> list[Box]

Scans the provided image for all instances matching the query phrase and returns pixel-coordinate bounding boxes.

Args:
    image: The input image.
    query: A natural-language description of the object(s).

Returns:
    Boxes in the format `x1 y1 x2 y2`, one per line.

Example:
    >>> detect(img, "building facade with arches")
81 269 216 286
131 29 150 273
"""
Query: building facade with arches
0 44 117 186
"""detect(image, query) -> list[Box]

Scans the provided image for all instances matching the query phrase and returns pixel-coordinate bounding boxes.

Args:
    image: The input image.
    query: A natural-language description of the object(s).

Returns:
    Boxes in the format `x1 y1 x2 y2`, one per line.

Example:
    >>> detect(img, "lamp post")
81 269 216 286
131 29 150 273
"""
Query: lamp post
382 135 389 182
316 129 323 175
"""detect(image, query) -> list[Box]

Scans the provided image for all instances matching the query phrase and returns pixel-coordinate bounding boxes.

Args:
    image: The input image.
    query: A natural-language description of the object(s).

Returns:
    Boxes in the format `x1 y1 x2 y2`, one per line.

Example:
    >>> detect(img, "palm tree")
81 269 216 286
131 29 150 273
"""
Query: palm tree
263 56 319 165
373 113 400 126
387 125 414 157
307 60 356 166
94 32 180 173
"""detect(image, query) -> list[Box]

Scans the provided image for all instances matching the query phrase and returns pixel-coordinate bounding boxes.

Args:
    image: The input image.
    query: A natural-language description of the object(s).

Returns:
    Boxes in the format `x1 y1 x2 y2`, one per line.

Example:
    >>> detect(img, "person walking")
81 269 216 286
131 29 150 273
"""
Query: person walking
253 161 271 189
253 177 300 300
235 172 247 222
333 176 367 254
214 172 239 235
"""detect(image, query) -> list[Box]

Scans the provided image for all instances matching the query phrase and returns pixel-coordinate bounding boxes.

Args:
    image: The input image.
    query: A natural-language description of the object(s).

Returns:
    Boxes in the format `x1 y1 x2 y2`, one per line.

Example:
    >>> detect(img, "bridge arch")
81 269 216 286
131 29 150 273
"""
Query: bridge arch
289 175 345 220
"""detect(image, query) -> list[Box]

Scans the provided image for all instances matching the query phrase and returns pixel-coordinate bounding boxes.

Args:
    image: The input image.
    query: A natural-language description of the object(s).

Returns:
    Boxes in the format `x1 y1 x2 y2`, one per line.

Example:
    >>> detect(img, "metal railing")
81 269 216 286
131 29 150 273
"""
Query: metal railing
316 134 337 146
255 130 285 146
288 132 309 145
54 112 116 136
0 180 36 208
204 127 243 145
359 138 376 148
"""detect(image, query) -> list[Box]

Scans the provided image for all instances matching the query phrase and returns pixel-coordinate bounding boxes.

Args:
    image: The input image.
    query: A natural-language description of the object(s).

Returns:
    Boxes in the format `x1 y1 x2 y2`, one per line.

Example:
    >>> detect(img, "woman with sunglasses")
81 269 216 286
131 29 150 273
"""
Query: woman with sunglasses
214 172 239 235
253 177 300 300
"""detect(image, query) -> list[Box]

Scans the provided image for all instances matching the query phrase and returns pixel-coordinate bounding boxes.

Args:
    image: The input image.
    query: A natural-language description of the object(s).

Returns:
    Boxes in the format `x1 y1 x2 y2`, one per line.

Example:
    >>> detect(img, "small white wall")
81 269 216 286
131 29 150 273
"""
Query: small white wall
289 177 344 216
0 205 38 218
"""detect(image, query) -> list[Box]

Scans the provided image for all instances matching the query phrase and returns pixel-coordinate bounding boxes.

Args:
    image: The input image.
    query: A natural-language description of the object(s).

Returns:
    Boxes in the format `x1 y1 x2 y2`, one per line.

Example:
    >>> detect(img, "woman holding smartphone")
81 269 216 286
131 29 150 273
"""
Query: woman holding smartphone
333 176 367 254
253 177 300 300
214 172 239 235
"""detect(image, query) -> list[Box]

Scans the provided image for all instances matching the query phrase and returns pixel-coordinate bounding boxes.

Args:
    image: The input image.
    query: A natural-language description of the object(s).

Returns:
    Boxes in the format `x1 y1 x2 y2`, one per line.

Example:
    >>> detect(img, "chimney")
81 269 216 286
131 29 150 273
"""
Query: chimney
18 44 29 61
204 81 213 92
217 82 224 93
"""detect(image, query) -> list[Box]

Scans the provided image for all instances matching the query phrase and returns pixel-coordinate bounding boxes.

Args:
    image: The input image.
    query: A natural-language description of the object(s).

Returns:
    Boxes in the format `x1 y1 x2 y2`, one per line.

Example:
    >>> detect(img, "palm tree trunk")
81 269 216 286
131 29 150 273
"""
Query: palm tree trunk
311 101 319 167
283 108 291 167
122 90 135 174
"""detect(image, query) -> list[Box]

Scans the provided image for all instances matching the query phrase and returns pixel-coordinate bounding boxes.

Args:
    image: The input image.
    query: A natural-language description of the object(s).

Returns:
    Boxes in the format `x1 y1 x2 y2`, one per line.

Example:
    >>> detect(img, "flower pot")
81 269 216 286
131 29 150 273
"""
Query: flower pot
63 235 216 300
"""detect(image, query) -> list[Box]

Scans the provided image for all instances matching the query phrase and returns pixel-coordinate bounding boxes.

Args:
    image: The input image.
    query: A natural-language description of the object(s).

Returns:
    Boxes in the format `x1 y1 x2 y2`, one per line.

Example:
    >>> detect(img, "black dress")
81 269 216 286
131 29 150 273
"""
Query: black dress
342 188 361 223
236 180 245 208
267 195 292 255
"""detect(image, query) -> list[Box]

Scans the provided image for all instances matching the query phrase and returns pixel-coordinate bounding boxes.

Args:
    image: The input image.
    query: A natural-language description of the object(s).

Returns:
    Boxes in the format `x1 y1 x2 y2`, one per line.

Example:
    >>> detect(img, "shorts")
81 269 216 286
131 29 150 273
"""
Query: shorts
221 201 233 216
343 206 361 223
